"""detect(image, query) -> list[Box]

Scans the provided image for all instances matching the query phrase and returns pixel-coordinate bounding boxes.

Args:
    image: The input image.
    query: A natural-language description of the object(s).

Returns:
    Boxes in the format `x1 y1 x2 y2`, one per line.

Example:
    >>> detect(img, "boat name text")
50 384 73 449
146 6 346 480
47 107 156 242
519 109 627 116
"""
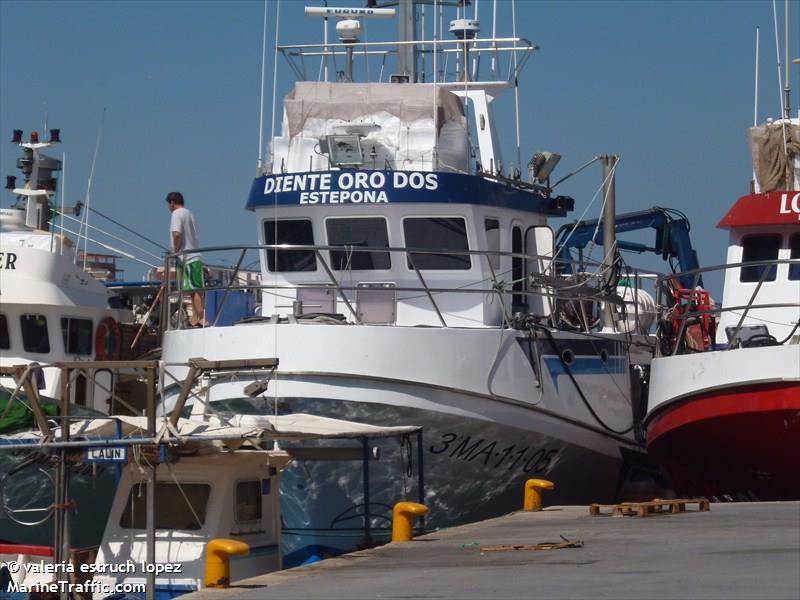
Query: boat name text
0 252 18 270
262 172 439 205
779 192 800 220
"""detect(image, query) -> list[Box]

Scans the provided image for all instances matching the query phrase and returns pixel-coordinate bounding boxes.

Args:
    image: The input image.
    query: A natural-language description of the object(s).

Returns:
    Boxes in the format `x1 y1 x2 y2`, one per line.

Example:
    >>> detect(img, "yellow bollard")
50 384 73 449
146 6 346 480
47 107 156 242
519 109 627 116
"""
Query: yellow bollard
203 538 250 588
524 478 555 511
391 501 429 542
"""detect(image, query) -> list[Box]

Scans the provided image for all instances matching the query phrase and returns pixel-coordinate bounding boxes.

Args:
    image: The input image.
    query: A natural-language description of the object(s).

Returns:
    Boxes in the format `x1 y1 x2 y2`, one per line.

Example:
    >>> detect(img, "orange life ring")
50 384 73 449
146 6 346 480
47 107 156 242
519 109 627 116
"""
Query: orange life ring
95 317 121 361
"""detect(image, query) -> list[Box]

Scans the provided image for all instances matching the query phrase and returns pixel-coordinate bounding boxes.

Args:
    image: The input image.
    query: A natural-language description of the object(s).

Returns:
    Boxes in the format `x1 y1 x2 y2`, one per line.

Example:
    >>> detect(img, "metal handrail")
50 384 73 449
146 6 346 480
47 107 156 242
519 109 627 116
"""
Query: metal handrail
162 242 666 332
655 257 800 355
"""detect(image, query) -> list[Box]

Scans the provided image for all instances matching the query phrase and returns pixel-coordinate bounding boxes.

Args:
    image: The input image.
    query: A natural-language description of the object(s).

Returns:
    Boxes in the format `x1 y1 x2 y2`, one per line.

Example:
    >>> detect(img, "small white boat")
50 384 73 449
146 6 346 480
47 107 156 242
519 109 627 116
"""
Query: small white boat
0 405 420 597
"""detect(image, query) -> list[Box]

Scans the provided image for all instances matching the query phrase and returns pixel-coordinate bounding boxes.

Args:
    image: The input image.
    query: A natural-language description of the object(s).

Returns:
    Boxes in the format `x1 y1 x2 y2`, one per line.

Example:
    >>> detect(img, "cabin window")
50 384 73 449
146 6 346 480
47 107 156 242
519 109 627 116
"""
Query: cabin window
0 314 9 350
120 483 211 530
403 217 471 270
263 219 316 272
789 233 800 281
740 235 780 282
20 314 50 354
60 317 93 355
326 217 391 270
235 480 262 523
484 219 500 270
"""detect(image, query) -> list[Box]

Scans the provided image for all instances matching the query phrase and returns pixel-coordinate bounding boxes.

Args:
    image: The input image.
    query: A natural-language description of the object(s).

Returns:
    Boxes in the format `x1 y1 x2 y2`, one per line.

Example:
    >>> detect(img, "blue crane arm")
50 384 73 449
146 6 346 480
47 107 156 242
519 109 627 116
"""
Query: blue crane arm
555 207 702 288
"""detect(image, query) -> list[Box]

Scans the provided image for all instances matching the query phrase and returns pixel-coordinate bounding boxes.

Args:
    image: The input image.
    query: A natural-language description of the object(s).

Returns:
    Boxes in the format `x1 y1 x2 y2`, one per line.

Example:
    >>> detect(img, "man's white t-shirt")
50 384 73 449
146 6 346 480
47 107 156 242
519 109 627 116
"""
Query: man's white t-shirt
170 206 201 263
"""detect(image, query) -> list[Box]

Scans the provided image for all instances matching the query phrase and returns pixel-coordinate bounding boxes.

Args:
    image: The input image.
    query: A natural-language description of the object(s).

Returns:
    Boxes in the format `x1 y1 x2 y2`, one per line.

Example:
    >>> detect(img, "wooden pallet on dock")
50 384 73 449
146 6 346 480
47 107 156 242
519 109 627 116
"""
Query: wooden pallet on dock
589 498 710 517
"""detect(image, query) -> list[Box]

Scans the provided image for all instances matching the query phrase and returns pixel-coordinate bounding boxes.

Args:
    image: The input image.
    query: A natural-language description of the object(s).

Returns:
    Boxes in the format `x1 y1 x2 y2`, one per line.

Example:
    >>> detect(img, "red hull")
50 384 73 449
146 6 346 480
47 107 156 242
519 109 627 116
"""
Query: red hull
646 383 800 501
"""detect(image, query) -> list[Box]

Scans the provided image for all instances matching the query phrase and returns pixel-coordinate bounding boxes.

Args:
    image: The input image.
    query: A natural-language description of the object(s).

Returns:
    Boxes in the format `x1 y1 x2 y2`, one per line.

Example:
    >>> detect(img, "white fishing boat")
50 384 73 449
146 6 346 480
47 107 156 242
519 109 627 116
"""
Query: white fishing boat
0 378 420 598
645 111 800 501
0 129 134 407
157 1 664 564
0 130 162 551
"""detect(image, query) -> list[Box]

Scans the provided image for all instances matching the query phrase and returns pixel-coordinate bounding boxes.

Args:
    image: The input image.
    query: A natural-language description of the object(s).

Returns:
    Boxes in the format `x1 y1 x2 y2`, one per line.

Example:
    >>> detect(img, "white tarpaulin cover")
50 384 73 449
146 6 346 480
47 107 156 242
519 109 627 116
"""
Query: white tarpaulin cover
284 82 465 138
275 82 470 173
0 413 420 445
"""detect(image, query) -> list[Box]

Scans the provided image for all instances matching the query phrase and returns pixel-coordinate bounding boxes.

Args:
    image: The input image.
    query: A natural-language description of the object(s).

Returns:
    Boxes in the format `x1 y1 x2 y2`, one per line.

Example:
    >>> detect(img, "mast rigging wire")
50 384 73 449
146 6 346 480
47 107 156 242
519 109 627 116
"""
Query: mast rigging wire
87 206 169 252
55 224 159 269
58 212 163 262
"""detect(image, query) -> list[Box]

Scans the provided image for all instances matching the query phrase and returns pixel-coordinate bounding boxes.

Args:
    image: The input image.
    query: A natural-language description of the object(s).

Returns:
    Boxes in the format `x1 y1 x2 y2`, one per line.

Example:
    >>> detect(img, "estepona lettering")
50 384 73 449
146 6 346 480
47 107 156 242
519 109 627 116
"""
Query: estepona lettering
263 171 439 204
300 190 389 204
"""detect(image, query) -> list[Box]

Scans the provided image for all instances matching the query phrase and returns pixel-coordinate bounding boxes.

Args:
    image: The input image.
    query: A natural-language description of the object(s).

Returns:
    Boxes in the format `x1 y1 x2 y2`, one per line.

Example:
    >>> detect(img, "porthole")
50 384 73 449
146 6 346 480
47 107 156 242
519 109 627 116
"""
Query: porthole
599 349 609 364
561 348 575 365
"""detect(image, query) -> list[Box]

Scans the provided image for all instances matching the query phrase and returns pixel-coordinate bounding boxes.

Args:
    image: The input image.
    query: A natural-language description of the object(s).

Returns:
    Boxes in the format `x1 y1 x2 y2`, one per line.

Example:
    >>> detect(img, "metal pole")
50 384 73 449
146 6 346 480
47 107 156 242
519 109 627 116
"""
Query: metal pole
361 437 372 546
416 429 425 531
601 155 618 331
346 45 354 82
398 0 416 81
146 367 156 600
361 438 372 546
58 368 70 600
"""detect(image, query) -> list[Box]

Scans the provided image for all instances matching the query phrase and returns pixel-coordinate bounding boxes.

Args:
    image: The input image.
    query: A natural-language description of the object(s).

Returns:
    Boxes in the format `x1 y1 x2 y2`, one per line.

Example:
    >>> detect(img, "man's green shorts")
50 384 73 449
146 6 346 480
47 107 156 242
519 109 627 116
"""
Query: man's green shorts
182 260 205 291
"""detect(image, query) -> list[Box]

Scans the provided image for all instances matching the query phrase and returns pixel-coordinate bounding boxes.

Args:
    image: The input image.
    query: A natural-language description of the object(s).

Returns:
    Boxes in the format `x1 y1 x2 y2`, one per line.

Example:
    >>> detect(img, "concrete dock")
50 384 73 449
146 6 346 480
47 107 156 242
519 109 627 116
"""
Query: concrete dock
187 502 800 600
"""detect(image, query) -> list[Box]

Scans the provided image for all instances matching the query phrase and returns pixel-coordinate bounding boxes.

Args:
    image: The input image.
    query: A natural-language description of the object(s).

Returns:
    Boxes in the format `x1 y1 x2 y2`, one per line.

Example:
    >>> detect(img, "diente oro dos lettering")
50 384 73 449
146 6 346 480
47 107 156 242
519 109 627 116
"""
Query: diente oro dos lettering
263 171 439 202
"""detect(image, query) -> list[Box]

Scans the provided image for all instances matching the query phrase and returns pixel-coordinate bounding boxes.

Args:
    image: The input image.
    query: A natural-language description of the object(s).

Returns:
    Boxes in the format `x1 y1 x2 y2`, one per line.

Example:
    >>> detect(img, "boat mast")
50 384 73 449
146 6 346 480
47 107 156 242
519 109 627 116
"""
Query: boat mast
601 155 619 331
398 0 417 82
782 0 790 120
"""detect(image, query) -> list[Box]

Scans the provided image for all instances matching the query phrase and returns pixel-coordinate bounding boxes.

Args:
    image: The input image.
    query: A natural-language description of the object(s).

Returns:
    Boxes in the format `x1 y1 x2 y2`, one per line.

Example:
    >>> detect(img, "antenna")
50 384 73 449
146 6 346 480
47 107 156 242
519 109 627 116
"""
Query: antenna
753 26 760 192
754 26 760 128
304 5 396 83
783 0 790 119
771 0 786 121
77 110 105 269
257 0 268 175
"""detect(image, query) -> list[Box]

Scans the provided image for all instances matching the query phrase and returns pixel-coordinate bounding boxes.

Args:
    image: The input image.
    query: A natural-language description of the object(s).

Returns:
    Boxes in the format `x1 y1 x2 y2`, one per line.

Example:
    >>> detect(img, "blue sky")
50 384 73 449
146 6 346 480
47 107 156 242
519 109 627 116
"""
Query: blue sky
1 0 798 295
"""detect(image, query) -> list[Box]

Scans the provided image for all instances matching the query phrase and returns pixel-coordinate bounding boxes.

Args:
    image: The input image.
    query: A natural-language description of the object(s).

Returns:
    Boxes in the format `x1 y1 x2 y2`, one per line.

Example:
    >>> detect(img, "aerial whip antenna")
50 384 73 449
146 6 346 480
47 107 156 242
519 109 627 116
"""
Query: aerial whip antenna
269 0 281 170
752 26 761 191
76 109 105 268
256 0 268 175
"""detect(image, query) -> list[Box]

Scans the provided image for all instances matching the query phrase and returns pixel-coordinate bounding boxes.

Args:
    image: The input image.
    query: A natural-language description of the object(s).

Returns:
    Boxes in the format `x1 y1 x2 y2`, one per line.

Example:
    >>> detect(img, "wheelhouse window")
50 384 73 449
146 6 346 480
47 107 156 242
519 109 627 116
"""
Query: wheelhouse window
326 217 390 270
403 217 471 270
61 317 93 355
740 235 780 282
484 219 500 270
264 219 316 272
0 314 9 350
235 480 262 523
789 233 800 281
20 314 50 354
120 483 211 530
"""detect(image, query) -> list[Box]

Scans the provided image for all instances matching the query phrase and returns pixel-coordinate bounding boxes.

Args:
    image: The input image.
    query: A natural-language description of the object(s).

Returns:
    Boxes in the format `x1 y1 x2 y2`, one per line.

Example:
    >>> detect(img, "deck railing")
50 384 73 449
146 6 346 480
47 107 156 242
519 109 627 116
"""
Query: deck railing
653 258 800 357
160 243 662 336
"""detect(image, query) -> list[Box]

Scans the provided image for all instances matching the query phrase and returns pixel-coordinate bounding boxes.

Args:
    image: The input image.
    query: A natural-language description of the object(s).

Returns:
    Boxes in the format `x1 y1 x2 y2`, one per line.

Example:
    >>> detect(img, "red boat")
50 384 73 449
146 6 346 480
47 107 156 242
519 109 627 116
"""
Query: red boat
645 115 800 501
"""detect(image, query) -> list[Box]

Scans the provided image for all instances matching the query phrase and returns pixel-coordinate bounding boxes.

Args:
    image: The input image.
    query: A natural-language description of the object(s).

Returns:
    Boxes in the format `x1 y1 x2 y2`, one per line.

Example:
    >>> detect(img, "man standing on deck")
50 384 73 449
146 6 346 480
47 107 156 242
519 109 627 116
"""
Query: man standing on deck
166 191 207 327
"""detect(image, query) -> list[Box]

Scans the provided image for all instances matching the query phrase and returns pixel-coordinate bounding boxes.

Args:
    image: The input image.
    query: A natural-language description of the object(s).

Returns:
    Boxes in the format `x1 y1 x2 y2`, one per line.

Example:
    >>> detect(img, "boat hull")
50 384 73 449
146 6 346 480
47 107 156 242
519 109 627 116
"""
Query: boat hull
271 395 632 565
647 382 800 501
162 323 648 564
